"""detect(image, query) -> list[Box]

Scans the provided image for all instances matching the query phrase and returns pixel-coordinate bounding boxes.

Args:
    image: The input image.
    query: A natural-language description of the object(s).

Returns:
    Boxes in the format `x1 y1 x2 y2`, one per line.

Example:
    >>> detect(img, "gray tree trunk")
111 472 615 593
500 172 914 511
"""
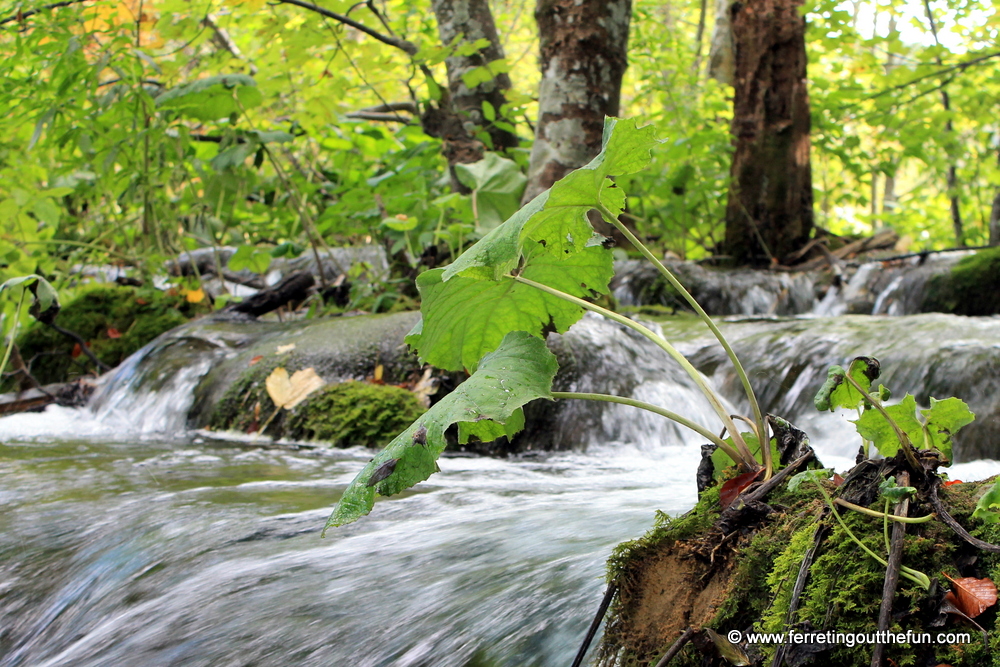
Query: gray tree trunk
522 0 632 203
431 0 518 156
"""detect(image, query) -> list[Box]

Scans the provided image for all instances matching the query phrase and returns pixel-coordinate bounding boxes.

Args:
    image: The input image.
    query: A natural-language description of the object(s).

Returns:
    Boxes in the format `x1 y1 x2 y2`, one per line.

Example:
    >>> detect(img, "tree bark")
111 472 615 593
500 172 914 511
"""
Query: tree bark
522 0 632 203
431 0 518 154
723 0 814 266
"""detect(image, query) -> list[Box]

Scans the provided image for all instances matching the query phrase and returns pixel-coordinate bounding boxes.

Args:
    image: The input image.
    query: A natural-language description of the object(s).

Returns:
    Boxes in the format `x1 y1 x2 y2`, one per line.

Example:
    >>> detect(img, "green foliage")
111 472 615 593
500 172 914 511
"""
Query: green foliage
406 118 657 372
15 284 207 385
710 431 779 477
228 245 272 274
327 331 558 529
454 153 526 231
786 468 834 493
155 74 262 121
974 479 1000 524
879 476 917 502
286 381 426 447
854 394 974 463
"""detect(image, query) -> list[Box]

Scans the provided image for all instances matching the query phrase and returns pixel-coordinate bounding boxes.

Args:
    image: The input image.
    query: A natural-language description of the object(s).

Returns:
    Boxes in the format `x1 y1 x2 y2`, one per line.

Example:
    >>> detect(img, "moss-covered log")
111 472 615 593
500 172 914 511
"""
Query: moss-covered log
599 455 1000 667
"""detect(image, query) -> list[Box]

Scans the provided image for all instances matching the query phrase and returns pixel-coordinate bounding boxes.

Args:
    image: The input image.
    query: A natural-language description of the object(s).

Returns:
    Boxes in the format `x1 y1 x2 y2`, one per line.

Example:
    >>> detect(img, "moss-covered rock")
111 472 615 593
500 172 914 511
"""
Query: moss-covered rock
15 284 208 386
599 471 1000 667
922 247 1000 316
209 361 426 447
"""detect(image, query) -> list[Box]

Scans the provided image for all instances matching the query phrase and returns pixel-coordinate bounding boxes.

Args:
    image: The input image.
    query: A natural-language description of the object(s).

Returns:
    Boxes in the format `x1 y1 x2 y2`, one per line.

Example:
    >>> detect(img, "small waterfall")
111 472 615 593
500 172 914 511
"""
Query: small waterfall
0 319 260 441
612 259 818 316
614 250 976 318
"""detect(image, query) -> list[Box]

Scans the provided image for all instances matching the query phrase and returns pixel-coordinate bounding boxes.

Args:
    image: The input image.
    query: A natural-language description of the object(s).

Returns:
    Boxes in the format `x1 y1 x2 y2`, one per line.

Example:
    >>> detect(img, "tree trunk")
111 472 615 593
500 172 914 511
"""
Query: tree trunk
430 0 519 154
522 0 632 203
989 188 1000 247
723 0 814 266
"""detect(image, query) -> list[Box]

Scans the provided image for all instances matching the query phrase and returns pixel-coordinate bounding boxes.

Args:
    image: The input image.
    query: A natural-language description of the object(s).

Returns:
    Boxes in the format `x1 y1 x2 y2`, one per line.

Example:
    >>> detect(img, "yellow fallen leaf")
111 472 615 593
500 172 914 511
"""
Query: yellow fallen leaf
265 367 325 409
185 288 205 303
411 367 438 407
276 343 296 354
374 364 384 382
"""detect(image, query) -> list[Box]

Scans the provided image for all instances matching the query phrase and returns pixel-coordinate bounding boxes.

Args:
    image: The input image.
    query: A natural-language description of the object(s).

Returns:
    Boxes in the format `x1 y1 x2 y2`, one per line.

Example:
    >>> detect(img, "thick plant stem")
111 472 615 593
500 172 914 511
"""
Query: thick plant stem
552 391 736 454
598 204 771 477
512 274 758 470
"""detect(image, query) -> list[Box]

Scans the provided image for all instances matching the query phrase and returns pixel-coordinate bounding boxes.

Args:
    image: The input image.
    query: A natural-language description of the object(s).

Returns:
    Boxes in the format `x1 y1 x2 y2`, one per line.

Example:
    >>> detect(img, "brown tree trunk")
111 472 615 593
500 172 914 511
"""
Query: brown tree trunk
723 0 814 266
431 0 519 154
522 0 632 203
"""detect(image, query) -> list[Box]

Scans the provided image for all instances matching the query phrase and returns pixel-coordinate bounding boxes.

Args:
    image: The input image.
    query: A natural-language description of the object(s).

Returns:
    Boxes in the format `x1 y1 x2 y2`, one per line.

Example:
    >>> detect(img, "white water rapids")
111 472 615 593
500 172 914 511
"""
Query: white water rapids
2 313 999 666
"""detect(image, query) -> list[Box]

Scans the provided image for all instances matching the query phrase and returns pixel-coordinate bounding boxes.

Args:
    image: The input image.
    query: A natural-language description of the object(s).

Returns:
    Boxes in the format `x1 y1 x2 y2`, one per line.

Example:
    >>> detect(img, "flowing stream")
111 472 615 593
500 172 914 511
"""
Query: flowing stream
2 311 1000 666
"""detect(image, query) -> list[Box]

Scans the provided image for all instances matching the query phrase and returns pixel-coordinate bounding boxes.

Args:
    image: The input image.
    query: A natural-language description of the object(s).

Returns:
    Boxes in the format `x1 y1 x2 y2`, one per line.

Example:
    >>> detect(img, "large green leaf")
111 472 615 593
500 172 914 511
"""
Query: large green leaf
326 331 558 529
410 241 611 371
408 117 657 371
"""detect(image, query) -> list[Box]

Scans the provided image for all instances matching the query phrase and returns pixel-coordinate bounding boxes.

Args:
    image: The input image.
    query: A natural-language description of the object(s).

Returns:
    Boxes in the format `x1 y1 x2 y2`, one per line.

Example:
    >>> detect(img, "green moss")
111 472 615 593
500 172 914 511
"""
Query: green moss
15 284 208 385
286 381 425 447
922 247 1000 315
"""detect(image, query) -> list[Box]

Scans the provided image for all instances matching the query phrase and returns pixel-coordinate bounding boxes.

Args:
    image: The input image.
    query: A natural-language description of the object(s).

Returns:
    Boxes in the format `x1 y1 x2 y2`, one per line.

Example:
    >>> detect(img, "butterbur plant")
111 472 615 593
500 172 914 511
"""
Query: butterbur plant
326 118 772 532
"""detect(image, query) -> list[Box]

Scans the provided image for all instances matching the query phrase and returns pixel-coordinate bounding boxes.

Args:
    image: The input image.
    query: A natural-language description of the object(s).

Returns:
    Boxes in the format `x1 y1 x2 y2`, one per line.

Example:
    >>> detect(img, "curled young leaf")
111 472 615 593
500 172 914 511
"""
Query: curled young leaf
787 468 834 493
878 476 916 502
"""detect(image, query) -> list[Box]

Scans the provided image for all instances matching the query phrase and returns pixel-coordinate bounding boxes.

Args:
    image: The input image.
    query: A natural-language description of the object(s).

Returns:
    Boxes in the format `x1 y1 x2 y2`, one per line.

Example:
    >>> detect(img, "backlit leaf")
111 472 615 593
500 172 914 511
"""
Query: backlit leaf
407 119 655 374
973 479 1000 524
265 367 325 409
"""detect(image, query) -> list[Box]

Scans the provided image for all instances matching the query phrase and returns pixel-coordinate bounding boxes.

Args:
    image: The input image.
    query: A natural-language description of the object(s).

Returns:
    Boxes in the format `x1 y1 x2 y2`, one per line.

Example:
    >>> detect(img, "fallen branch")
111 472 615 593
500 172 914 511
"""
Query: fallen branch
570 583 618 667
871 471 910 667
929 480 1000 554
223 271 315 318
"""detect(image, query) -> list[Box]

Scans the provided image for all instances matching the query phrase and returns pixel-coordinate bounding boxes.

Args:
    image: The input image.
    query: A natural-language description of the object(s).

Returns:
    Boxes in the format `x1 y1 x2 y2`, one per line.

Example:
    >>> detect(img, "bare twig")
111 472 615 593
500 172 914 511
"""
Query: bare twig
772 523 829 667
1 0 91 26
654 627 696 667
345 111 412 123
45 322 112 373
871 471 909 667
274 0 417 55
930 481 1000 553
570 584 618 667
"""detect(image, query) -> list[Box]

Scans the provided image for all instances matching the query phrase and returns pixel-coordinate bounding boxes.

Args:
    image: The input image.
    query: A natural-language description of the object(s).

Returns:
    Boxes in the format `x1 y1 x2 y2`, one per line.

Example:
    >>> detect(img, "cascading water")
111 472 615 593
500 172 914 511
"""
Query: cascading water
2 309 999 666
